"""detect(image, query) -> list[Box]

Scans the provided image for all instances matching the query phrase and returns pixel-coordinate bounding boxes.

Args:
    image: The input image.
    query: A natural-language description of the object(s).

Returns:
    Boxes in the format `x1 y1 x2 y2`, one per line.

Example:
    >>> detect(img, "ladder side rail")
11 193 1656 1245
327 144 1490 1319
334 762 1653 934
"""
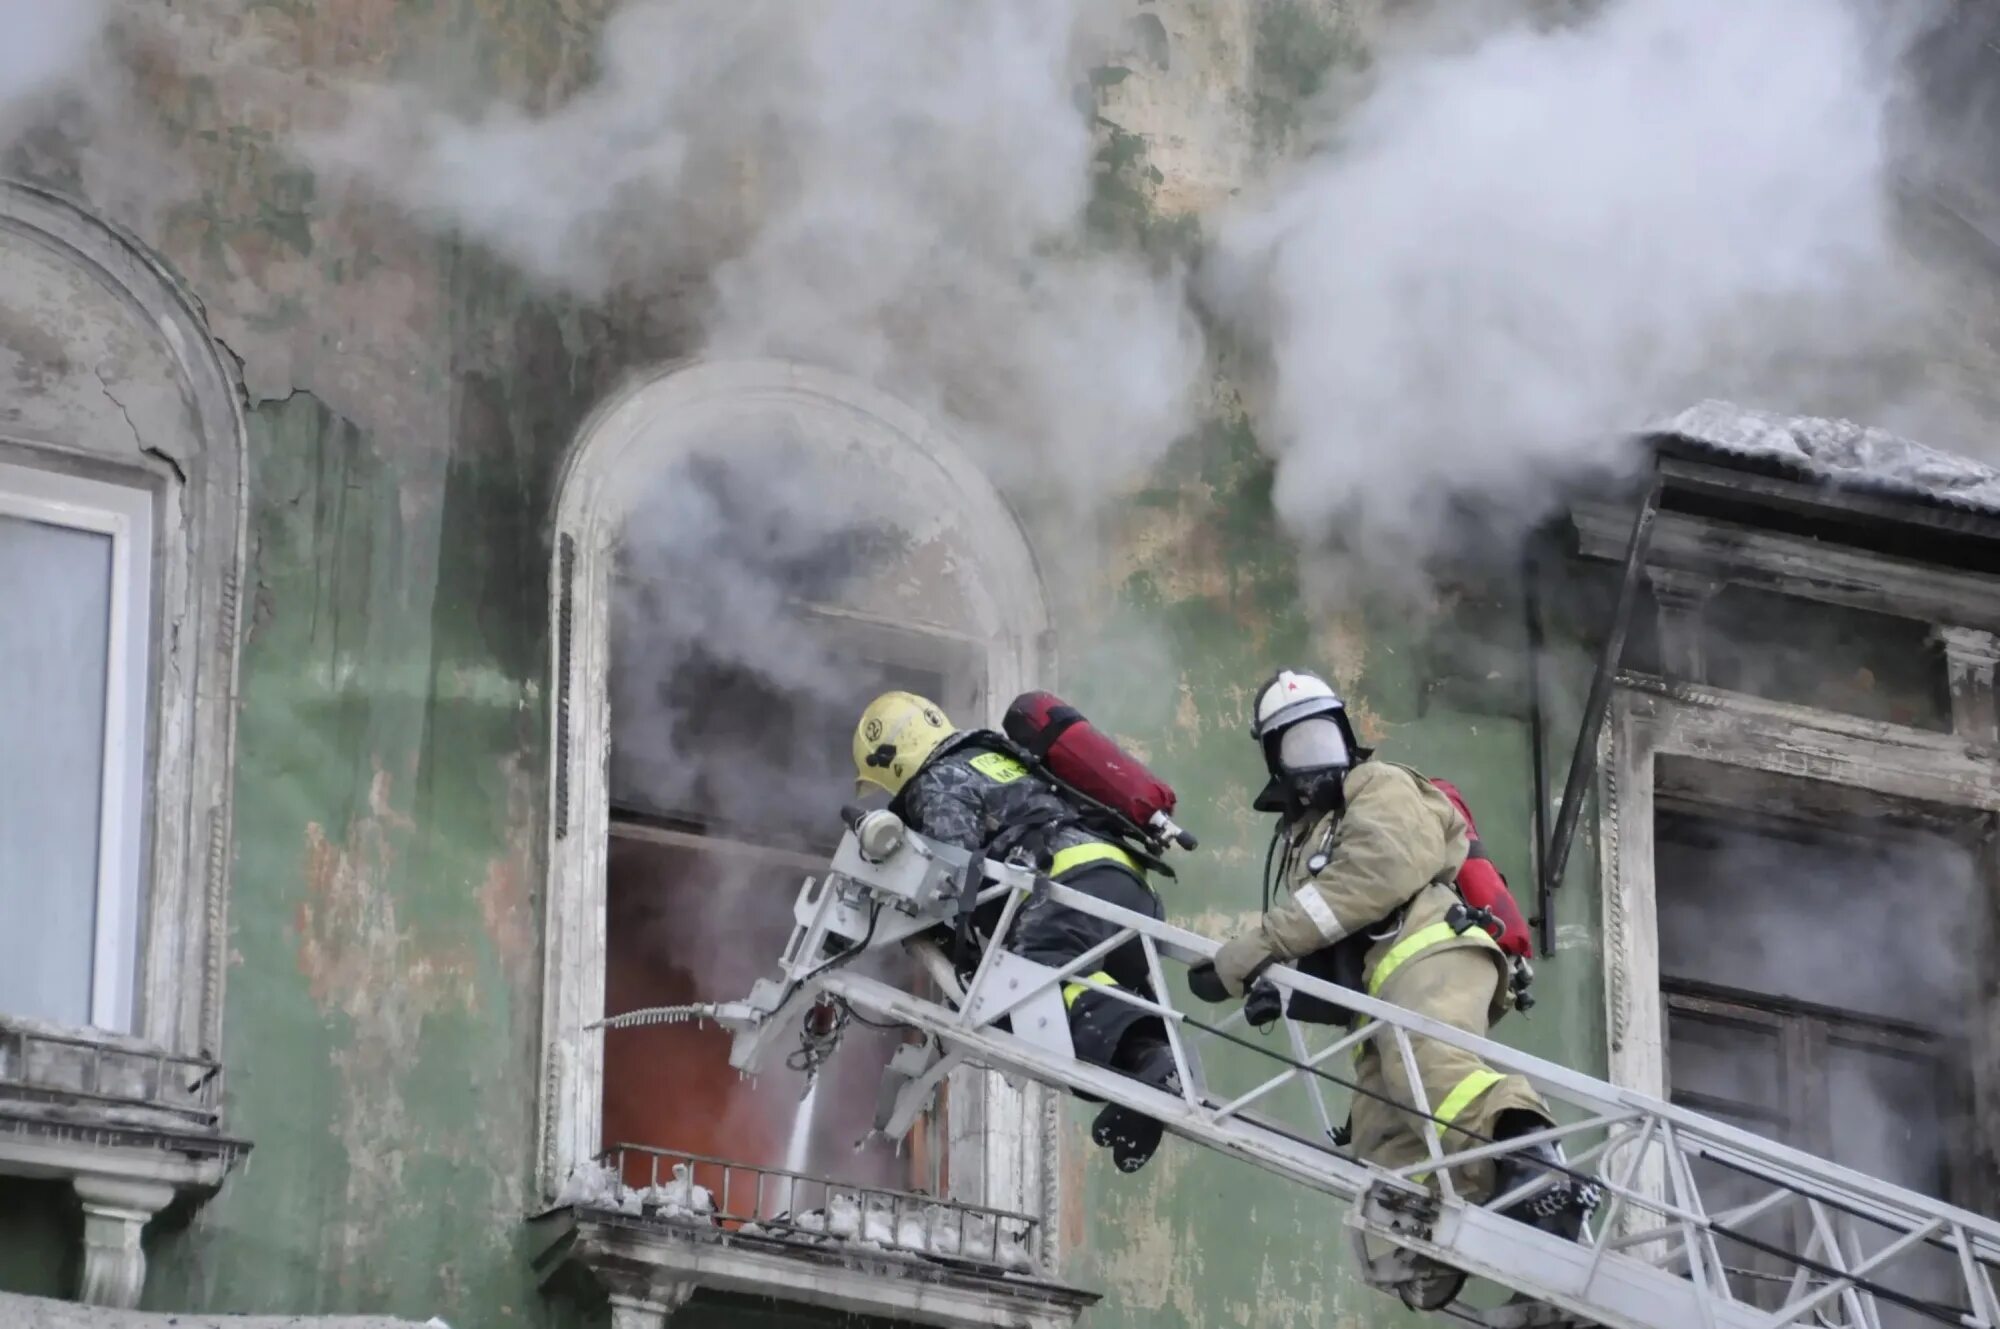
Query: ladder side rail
820 967 1770 1329
1379 1188 1771 1329
1679 1136 2000 1270
1025 877 2000 1260
739 849 1999 1326
818 968 1382 1201
817 952 1955 1329
949 874 2000 1316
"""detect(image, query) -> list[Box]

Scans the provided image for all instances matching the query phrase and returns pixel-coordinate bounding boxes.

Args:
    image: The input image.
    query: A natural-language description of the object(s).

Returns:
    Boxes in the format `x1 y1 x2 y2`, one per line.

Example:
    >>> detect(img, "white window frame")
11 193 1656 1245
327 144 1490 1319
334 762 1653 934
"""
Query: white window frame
0 180 249 1310
540 359 1061 1259
0 461 154 1033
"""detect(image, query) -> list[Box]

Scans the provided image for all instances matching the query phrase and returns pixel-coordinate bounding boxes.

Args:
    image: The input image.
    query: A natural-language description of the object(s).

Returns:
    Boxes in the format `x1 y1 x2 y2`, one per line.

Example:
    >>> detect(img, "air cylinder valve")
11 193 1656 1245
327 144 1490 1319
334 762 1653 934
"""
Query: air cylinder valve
855 808 907 863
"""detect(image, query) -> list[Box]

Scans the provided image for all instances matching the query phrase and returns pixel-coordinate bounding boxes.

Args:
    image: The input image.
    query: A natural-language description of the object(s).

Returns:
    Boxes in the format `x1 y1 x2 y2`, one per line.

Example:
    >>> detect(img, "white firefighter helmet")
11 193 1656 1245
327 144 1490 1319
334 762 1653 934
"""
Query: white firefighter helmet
1251 669 1365 813
1251 668 1347 739
853 691 956 796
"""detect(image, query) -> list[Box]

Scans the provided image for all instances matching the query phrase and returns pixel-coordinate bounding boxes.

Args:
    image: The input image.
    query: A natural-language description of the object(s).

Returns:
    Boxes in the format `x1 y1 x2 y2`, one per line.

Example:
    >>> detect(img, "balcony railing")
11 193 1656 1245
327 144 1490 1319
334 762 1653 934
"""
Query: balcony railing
0 1019 222 1128
594 1142 1042 1274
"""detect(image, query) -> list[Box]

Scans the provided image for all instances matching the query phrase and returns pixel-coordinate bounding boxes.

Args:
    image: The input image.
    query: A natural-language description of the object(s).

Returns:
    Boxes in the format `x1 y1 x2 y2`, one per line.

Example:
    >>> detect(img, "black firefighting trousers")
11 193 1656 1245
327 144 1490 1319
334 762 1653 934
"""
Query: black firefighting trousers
1007 863 1166 1071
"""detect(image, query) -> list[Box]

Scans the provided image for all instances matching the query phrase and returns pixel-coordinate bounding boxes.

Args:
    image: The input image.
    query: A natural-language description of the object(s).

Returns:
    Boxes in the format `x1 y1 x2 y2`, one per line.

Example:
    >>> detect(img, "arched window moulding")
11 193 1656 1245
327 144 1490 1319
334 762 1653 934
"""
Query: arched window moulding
539 359 1060 1252
0 179 249 1307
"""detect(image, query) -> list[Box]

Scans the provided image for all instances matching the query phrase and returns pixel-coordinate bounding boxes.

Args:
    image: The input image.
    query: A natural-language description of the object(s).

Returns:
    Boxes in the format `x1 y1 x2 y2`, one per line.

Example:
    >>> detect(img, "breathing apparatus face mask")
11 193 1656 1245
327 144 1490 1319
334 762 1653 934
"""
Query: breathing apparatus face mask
1277 717 1351 774
1269 717 1352 818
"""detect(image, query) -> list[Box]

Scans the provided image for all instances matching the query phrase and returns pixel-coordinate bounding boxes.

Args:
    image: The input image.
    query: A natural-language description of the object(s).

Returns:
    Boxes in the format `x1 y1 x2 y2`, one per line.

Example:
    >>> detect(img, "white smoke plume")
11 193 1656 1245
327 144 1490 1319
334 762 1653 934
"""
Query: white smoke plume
1208 0 1940 566
0 0 108 142
306 0 1201 503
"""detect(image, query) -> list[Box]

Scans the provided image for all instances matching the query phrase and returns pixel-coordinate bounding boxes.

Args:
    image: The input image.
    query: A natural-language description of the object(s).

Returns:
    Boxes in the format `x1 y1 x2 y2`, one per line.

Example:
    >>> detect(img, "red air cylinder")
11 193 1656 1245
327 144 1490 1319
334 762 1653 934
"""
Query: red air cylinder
1003 692 1179 836
1428 778 1534 960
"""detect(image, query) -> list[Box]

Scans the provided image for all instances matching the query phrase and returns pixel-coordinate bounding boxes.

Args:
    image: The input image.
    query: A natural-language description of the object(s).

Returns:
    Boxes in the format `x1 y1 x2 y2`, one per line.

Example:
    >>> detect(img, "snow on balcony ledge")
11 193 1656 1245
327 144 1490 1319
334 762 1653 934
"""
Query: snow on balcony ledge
532 1152 1099 1329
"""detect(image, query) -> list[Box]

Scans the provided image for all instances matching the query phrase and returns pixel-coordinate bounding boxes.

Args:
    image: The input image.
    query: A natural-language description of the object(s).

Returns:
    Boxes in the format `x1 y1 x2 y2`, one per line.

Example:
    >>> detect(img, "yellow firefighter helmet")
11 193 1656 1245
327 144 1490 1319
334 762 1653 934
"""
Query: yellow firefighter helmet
853 691 956 796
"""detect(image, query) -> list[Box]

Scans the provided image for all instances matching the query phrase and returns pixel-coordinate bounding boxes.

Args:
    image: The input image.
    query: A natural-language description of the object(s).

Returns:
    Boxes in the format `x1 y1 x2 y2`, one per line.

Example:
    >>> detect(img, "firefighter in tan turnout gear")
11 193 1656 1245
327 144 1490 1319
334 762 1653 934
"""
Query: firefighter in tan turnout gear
1191 669 1596 1250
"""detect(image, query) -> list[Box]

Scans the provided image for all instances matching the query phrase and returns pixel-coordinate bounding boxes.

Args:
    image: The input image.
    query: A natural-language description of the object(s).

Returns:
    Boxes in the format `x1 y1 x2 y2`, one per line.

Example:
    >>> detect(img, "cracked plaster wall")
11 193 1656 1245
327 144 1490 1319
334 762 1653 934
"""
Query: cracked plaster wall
3 2 1998 1329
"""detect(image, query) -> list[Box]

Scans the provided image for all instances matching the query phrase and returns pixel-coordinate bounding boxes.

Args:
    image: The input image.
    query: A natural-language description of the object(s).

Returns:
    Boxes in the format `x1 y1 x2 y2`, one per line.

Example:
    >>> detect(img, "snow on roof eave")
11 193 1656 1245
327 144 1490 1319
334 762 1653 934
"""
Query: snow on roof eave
1642 399 2000 521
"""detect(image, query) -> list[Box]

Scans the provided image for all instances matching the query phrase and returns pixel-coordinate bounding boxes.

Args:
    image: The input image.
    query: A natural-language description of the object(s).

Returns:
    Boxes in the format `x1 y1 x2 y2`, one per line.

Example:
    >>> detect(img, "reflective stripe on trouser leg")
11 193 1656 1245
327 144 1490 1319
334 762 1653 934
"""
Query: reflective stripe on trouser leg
1063 971 1117 1008
1347 948 1549 1197
1015 864 1163 1069
1411 1070 1507 1183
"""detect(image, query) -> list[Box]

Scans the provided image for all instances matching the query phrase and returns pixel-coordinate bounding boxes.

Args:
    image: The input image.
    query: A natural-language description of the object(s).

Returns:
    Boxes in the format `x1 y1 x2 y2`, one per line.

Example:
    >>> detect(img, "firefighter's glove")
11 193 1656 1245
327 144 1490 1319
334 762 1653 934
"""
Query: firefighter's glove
1243 977 1283 1030
1187 962 1229 1003
1211 932 1277 998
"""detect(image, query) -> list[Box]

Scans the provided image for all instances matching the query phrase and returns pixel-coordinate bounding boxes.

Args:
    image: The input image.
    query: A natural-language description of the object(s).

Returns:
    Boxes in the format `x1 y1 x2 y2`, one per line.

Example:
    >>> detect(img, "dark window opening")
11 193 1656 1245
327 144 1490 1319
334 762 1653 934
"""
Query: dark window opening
602 834 942 1202
598 436 999 1238
602 607 982 1202
610 630 962 854
1654 785 1989 1324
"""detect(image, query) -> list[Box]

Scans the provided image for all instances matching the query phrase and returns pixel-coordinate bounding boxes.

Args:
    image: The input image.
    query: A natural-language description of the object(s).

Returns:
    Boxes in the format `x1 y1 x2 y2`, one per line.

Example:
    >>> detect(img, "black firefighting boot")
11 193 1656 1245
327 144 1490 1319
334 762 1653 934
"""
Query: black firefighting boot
1490 1110 1600 1241
1089 1034 1180 1173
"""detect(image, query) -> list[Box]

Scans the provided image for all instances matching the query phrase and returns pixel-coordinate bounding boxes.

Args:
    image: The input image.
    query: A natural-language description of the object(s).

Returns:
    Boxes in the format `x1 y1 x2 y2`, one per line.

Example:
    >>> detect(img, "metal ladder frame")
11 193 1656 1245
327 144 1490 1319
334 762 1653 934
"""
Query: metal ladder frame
702 828 2000 1329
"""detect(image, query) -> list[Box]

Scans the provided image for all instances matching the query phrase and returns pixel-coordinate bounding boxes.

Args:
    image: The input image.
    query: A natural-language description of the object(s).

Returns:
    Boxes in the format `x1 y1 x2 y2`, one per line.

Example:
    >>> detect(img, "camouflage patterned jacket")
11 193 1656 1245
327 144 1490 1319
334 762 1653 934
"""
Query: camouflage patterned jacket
895 732 1113 868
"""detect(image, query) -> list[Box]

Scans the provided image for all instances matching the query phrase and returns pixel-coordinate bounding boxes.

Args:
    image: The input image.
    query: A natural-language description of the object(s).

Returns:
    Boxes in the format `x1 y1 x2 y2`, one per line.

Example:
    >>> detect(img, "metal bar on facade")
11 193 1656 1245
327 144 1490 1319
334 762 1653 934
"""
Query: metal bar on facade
1543 463 1664 901
1523 539 1555 956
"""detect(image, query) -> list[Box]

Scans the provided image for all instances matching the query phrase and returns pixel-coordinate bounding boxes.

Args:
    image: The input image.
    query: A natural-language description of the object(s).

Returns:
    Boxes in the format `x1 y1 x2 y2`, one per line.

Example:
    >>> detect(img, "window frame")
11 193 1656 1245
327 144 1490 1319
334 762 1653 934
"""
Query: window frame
539 359 1060 1264
1594 673 2000 1238
0 179 249 1310
1598 675 2000 1102
0 461 155 1033
1662 979 1961 1163
0 181 248 1066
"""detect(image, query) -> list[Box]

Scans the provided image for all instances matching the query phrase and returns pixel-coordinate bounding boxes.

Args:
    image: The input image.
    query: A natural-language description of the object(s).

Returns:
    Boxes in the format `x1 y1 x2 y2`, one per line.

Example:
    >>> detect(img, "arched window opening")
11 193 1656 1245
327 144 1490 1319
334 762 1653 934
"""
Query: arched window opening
600 422 1001 1200
540 362 1063 1290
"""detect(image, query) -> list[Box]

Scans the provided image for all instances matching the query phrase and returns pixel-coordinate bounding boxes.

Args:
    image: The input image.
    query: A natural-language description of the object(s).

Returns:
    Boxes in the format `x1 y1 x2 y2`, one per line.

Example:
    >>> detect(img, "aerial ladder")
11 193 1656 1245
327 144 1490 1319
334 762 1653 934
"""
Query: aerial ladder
616 811 2000 1329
